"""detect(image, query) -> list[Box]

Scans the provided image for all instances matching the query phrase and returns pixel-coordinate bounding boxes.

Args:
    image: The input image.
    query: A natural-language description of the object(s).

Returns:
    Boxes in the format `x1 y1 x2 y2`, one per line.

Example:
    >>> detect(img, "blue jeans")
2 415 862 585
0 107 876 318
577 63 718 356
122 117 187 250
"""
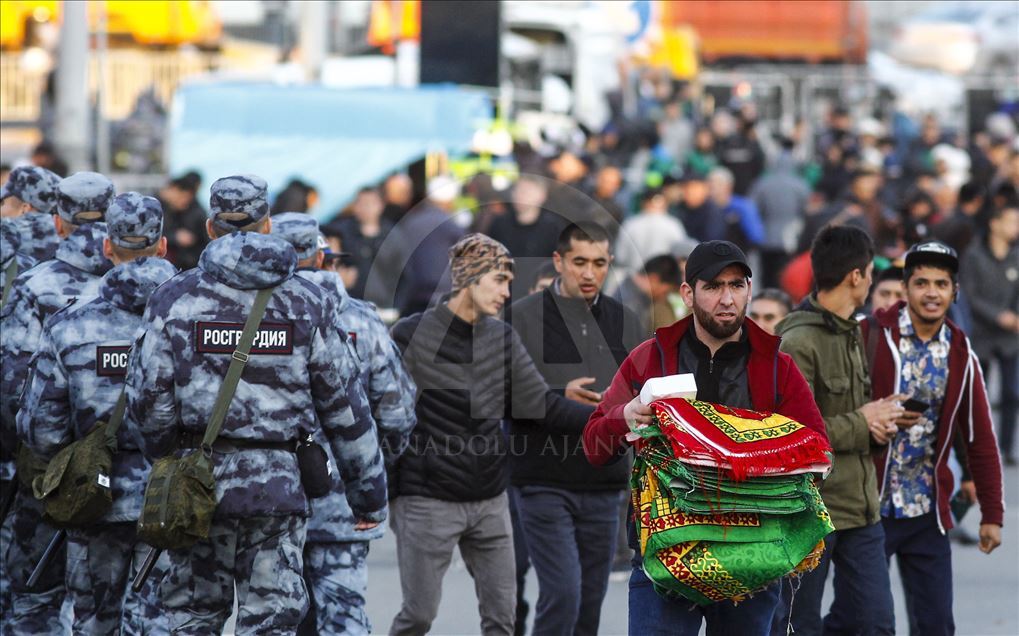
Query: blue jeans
778 521 895 636
883 514 954 636
517 486 621 636
630 564 780 636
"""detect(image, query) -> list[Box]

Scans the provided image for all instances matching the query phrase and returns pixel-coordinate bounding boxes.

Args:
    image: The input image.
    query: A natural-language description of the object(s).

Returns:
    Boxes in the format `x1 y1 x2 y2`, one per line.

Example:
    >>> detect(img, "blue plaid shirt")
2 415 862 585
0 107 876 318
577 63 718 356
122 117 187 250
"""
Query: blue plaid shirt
881 307 951 518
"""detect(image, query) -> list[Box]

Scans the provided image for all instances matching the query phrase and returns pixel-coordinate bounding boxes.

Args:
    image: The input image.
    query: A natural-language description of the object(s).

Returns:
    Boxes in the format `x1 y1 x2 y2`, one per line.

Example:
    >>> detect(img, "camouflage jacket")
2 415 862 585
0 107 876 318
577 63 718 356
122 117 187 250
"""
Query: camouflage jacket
1 220 36 301
18 257 178 522
298 268 416 542
0 223 112 475
125 233 387 521
7 211 61 262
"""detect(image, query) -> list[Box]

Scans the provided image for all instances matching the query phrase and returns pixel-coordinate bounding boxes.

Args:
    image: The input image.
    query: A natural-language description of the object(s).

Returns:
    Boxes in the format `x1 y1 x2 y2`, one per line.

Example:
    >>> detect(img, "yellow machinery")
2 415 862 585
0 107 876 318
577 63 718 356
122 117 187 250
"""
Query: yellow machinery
1 0 221 50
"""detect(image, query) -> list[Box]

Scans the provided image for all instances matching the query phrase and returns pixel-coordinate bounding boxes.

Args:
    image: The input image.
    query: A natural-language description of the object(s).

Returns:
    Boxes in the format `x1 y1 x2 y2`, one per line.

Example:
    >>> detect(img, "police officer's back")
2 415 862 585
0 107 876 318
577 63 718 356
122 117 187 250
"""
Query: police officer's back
126 175 387 634
273 214 415 635
0 171 114 635
18 192 176 633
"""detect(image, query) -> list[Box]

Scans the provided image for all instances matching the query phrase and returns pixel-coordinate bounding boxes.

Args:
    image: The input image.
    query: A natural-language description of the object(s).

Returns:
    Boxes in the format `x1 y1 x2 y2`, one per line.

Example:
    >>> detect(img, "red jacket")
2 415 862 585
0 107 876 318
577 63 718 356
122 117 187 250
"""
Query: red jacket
863 302 1004 531
583 315 827 466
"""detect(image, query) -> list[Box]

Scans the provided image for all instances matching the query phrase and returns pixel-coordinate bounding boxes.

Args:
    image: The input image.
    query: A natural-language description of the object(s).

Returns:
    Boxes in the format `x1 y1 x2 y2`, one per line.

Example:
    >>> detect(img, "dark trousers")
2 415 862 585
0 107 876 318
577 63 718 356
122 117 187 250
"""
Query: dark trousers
883 514 954 636
630 564 780 636
517 486 621 636
780 521 895 636
981 352 1018 459
507 486 531 636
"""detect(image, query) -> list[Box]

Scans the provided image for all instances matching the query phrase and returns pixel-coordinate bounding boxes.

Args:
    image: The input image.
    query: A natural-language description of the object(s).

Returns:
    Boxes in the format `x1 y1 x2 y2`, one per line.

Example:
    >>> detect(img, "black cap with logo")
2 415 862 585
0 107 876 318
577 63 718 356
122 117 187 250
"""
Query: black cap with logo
684 240 752 285
904 240 958 274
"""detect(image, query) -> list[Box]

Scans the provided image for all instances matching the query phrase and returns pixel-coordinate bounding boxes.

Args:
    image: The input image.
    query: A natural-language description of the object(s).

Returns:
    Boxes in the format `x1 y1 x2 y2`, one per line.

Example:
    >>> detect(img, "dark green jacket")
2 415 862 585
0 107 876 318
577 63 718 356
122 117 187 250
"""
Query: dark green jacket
776 296 879 530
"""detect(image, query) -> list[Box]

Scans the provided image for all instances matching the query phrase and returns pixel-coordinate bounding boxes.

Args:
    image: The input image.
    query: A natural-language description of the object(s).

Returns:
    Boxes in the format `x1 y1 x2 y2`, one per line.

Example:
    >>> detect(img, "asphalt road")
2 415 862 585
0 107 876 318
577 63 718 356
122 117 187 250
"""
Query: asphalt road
361 463 1018 636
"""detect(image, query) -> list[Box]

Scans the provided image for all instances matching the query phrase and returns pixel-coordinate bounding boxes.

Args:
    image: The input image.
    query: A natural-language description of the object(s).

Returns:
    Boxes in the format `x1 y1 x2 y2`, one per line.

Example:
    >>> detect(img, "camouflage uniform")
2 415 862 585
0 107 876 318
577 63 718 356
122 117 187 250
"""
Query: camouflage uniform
1 165 63 262
273 216 416 635
19 192 175 635
0 221 36 632
126 176 387 635
0 172 114 636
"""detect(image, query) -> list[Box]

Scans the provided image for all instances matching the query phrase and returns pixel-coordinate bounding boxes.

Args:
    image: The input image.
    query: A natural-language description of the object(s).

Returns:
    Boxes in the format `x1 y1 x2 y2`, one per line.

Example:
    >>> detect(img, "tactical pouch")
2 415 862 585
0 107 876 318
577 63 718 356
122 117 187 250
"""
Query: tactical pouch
15 443 49 490
33 411 118 528
296 434 331 499
137 449 217 550
137 287 274 551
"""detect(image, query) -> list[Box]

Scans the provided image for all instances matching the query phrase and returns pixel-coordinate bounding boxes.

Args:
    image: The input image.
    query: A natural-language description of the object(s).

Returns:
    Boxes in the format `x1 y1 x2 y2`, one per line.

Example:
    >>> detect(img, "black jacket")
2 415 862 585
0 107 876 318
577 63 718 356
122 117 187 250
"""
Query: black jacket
507 285 644 491
390 302 591 502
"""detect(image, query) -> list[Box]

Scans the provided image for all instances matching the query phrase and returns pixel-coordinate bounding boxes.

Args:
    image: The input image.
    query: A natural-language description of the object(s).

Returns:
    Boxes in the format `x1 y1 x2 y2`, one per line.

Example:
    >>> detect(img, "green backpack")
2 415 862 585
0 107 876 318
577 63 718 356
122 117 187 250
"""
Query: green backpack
32 392 125 528
136 287 273 551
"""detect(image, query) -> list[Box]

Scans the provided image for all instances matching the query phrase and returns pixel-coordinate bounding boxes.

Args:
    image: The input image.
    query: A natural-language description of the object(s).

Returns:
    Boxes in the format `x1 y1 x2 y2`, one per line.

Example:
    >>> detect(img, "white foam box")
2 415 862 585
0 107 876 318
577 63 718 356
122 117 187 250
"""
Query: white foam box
639 374 698 405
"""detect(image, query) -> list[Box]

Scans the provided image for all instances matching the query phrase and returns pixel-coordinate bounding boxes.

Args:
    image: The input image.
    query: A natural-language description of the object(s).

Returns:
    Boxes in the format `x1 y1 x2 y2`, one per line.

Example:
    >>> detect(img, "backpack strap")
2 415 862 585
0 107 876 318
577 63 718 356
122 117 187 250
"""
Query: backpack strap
201 287 275 453
2 259 17 309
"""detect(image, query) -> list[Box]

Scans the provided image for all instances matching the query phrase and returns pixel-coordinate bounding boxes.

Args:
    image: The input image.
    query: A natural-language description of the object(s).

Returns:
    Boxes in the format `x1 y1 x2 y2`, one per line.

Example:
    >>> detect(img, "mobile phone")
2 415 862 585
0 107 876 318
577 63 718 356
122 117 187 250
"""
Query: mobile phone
902 397 930 413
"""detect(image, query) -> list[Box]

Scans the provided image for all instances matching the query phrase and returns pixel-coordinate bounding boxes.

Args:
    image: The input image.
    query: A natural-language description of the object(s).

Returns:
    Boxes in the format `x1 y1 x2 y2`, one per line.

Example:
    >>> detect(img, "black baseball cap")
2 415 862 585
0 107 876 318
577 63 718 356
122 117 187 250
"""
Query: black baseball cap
684 240 752 285
904 240 958 274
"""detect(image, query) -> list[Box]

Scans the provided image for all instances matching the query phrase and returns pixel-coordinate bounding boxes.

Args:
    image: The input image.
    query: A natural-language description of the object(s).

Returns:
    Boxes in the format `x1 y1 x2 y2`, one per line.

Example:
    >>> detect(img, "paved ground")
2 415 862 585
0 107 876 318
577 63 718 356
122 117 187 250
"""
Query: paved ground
360 463 1018 635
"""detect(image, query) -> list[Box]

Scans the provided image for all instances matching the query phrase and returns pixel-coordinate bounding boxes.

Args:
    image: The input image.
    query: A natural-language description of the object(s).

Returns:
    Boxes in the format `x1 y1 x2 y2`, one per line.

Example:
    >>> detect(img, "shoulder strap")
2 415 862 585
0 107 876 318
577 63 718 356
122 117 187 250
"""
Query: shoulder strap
2 259 17 309
103 388 128 446
201 287 275 452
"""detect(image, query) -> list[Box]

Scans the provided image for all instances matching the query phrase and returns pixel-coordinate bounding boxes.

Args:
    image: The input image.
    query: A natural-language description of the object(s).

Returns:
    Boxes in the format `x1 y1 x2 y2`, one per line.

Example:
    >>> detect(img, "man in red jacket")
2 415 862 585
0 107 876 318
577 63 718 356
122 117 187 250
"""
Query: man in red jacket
864 241 1004 635
583 240 826 635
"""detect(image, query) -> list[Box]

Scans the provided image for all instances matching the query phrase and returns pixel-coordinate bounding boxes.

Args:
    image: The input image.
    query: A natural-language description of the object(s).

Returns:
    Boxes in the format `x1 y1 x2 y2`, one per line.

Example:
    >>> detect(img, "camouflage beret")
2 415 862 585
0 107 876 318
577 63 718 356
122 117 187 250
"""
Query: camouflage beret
1 166 61 213
106 192 164 250
56 172 115 225
208 174 269 231
271 212 320 261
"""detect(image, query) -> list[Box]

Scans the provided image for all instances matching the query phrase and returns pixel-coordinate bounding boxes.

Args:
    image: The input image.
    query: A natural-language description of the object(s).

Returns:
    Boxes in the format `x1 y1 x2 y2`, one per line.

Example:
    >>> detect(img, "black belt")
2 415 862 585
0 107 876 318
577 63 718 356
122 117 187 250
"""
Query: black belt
179 433 296 453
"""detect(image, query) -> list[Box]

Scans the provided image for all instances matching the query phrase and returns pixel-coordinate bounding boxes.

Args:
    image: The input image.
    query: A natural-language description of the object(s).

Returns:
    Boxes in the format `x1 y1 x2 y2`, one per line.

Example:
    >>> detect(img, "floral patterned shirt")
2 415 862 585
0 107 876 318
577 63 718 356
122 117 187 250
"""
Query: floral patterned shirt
881 307 951 519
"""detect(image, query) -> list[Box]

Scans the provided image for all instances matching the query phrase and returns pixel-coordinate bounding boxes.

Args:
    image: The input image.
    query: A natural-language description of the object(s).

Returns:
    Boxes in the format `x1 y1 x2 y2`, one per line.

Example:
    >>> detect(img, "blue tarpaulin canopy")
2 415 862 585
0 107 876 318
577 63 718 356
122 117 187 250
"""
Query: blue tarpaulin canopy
168 82 492 222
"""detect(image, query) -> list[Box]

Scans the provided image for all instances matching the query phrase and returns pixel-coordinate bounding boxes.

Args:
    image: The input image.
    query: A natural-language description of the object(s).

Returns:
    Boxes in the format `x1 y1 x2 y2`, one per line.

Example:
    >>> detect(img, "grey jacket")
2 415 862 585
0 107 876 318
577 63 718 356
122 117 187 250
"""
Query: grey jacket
959 238 1019 359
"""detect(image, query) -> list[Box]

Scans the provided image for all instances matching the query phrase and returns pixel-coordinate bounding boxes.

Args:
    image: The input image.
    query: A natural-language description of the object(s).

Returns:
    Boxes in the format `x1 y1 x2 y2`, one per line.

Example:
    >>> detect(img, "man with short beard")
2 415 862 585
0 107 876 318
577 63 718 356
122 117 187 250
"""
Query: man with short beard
583 240 826 634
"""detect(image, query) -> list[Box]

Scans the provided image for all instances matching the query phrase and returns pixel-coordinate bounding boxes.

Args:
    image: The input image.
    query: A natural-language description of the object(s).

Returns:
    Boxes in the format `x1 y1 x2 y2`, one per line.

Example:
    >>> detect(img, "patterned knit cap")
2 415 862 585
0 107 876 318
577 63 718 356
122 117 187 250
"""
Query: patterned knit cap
448 233 514 291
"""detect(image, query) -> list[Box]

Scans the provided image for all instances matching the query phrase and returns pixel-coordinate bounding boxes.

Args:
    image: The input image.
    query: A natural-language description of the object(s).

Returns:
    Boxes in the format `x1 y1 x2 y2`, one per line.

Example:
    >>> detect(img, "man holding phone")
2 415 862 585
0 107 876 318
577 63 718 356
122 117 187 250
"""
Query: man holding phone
864 241 1004 635
507 223 643 635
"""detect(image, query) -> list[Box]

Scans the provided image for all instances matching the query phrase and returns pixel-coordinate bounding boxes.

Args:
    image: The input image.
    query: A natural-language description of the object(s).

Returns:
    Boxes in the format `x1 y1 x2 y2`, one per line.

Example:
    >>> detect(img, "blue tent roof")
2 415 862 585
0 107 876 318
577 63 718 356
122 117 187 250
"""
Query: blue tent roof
168 82 491 222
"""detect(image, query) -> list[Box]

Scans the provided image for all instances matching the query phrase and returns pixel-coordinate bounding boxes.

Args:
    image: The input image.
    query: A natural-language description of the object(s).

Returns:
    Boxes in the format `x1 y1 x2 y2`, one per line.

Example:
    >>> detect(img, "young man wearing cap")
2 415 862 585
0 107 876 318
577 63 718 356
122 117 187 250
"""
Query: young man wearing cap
865 241 1004 634
583 240 826 634
388 233 592 636
0 171 115 636
126 175 386 634
776 225 901 635
273 213 417 636
0 165 62 261
19 193 175 634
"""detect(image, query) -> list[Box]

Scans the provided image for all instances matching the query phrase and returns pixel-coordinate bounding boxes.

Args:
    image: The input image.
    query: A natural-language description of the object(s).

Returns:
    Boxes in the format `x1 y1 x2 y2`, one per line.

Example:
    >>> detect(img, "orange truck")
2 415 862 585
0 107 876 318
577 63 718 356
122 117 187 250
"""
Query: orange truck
660 0 868 65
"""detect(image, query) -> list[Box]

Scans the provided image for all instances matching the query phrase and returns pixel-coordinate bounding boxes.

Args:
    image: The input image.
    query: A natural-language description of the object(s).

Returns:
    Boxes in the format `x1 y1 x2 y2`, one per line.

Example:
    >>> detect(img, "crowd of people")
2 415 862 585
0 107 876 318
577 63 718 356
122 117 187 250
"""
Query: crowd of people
0 81 1016 636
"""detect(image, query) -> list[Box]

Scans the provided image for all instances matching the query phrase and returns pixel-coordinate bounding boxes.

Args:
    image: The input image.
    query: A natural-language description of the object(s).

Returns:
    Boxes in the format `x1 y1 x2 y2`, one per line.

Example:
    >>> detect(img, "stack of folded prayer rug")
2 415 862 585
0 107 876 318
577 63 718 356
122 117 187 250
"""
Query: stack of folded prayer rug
631 398 835 605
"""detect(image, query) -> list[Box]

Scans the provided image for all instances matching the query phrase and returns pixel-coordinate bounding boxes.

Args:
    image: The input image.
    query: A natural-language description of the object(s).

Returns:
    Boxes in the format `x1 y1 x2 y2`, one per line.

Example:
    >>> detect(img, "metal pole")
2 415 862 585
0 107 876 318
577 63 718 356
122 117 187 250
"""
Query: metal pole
299 0 328 82
53 0 91 172
95 0 110 175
